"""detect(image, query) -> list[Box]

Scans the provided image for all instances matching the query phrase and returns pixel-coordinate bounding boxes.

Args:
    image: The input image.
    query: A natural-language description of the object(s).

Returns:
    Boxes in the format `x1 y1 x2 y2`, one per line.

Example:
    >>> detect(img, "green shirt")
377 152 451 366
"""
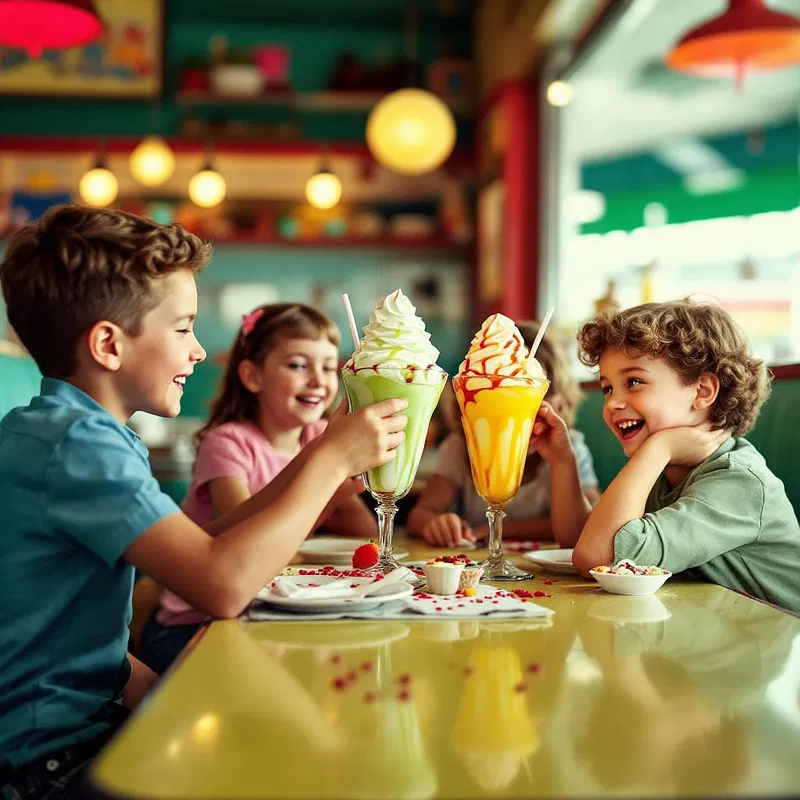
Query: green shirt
614 437 800 614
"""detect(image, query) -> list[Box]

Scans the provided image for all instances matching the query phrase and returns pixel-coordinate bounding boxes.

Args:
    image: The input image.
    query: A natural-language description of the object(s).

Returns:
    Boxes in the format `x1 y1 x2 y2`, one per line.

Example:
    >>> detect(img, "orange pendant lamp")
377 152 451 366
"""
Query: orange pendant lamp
0 0 103 59
666 0 800 91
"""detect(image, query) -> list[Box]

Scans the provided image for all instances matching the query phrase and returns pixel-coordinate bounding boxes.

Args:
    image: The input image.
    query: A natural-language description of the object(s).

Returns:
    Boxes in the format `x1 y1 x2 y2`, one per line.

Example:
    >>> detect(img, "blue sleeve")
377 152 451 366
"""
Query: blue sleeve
570 432 599 488
45 417 180 567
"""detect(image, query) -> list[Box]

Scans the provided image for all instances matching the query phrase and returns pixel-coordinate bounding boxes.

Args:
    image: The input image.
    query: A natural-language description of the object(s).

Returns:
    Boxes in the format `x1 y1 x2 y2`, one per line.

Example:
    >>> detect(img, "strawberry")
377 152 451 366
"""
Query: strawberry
352 541 379 569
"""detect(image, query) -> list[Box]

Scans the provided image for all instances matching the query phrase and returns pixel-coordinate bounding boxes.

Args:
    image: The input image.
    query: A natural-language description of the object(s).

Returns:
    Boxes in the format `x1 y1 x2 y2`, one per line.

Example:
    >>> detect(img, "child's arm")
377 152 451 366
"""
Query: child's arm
529 403 596 547
125 399 407 619
572 426 729 574
407 474 474 547
123 654 159 709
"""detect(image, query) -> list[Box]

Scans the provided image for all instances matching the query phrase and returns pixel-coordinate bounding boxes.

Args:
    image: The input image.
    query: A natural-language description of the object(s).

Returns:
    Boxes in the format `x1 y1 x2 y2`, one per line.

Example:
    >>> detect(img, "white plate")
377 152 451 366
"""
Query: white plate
255 575 413 614
522 548 577 574
297 537 409 565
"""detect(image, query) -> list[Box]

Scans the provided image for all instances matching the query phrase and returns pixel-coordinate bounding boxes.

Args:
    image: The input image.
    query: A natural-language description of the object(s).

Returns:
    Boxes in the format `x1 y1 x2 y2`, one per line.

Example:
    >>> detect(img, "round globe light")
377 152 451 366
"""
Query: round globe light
366 88 456 176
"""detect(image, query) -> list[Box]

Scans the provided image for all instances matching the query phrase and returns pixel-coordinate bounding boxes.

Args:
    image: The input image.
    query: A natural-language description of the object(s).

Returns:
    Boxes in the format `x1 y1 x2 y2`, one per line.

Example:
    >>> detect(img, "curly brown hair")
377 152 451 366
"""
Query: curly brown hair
0 204 211 378
196 303 340 445
577 300 771 436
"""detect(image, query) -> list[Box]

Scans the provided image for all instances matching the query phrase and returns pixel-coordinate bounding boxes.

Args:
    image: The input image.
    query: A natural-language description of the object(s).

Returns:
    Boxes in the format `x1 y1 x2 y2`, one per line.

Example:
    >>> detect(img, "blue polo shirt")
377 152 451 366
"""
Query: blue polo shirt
0 378 179 768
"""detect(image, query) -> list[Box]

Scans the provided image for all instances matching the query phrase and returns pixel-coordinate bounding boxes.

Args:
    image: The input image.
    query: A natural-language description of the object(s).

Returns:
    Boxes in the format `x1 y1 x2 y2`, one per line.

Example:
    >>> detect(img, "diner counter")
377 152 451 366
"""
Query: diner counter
92 540 800 798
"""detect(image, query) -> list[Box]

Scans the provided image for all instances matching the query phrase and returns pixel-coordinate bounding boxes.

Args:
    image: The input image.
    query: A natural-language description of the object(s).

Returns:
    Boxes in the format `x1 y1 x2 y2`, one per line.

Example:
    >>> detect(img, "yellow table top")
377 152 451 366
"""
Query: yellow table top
93 540 800 798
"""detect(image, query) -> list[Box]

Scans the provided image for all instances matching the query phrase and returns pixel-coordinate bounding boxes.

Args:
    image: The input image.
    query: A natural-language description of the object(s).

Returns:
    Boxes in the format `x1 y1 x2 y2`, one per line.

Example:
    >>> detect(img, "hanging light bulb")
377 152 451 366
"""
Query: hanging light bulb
189 164 226 208
366 88 456 176
305 164 342 210
79 150 117 208
129 136 175 187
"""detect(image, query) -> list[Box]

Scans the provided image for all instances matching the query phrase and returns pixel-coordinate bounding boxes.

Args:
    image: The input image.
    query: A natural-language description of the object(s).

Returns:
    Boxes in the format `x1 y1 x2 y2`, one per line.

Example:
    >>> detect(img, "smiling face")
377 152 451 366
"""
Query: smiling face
598 347 710 457
116 269 207 418
241 335 339 431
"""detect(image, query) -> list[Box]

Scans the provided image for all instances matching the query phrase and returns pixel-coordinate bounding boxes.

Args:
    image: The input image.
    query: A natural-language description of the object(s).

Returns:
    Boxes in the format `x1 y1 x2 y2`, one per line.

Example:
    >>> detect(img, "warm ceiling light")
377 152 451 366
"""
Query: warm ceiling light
129 137 175 187
189 165 226 208
546 80 573 107
0 0 103 58
79 161 118 207
366 88 456 176
305 169 342 210
666 0 800 91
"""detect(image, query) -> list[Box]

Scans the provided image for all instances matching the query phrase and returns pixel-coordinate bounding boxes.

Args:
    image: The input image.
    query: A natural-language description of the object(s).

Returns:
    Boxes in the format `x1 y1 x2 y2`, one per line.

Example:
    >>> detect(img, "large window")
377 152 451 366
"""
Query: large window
543 0 800 375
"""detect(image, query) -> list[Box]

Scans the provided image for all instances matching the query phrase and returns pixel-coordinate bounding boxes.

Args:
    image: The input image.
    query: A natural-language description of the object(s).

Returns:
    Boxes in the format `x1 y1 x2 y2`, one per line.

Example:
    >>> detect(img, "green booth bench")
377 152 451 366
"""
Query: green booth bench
1 349 799 518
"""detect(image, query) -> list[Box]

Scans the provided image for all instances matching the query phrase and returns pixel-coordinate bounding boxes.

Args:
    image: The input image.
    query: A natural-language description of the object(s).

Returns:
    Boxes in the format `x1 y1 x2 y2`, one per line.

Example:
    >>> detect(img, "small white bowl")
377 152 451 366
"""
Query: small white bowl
423 562 464 595
589 568 671 596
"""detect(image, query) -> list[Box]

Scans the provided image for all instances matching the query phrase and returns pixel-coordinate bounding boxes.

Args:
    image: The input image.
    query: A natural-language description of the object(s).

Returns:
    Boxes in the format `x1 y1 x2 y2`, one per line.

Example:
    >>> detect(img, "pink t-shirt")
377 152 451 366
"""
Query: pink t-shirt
157 419 327 626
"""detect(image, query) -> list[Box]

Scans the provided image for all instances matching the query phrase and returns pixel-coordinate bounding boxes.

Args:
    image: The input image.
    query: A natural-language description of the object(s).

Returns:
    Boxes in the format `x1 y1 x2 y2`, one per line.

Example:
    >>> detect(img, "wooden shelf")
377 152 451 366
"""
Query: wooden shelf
176 89 474 116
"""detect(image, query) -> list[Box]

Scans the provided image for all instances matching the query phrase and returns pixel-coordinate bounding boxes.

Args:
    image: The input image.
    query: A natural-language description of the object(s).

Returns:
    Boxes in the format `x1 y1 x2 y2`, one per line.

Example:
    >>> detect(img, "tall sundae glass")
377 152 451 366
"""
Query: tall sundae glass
342 289 446 573
452 314 549 580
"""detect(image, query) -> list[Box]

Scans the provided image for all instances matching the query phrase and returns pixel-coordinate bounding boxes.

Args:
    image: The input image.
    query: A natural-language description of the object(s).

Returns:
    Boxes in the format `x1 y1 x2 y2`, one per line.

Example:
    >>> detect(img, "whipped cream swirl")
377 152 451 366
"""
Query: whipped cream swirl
345 289 441 380
458 313 546 379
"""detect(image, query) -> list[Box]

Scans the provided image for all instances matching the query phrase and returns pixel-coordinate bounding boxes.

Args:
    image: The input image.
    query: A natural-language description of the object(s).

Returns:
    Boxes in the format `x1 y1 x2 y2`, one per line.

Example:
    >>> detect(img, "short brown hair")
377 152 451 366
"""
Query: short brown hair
518 320 582 426
0 204 211 378
578 300 771 436
196 303 341 444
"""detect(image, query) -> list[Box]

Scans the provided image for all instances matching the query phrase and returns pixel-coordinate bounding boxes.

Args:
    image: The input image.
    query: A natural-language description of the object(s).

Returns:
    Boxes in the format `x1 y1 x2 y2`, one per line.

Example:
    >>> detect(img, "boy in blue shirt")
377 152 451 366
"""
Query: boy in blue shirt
531 300 800 613
0 205 407 798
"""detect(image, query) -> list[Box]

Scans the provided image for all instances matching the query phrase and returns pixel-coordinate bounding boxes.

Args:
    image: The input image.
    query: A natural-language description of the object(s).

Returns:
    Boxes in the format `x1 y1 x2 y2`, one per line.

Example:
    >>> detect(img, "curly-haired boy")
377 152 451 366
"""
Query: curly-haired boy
535 299 799 612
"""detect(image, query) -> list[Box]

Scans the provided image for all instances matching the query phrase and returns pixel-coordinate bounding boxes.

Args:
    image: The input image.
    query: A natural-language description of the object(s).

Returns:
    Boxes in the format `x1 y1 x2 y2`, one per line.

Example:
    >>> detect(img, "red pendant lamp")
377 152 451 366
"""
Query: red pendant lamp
0 0 104 59
666 0 800 91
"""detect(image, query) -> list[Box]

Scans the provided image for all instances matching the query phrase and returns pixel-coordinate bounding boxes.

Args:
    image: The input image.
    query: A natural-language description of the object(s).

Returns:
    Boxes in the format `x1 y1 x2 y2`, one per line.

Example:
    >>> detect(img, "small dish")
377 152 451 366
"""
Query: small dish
522 548 577 574
589 568 672 596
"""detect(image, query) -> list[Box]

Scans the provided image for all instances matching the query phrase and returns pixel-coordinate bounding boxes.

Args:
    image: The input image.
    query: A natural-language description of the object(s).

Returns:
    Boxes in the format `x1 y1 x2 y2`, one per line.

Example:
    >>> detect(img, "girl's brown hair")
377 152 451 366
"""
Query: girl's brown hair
196 303 340 445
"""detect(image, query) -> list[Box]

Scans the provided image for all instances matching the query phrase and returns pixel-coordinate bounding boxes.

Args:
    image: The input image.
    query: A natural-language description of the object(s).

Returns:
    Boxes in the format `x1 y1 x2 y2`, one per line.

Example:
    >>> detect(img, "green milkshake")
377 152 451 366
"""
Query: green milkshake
342 289 446 572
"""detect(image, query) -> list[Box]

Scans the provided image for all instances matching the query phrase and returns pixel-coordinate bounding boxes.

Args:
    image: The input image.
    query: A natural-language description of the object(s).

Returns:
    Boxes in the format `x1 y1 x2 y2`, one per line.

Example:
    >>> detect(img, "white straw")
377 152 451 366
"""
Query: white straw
528 306 555 363
341 293 361 353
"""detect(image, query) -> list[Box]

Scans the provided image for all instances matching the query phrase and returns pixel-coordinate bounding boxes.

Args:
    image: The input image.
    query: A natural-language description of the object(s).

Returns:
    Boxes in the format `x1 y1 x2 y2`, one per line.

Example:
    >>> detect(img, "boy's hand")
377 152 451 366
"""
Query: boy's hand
529 402 574 463
321 398 407 477
421 513 475 548
647 425 730 467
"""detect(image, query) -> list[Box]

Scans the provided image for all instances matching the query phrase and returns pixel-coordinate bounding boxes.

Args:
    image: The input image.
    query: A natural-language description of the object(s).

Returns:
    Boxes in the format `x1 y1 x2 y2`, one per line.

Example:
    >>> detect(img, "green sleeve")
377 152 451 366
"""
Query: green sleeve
613 464 764 573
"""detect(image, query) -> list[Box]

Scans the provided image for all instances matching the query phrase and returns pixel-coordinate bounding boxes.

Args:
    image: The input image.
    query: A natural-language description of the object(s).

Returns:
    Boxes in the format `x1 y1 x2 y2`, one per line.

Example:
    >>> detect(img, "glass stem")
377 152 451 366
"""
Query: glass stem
376 498 397 563
486 507 506 562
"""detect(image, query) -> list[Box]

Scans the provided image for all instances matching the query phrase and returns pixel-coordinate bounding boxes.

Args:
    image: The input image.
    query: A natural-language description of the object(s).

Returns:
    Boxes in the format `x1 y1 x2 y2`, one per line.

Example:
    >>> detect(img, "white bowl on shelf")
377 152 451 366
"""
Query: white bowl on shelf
211 64 264 96
589 568 672 596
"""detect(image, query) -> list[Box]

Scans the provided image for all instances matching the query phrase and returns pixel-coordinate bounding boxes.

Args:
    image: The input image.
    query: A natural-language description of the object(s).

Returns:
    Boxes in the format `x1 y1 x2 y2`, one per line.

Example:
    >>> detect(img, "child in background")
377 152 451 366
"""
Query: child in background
140 303 376 674
555 300 799 613
408 321 600 547
0 206 405 798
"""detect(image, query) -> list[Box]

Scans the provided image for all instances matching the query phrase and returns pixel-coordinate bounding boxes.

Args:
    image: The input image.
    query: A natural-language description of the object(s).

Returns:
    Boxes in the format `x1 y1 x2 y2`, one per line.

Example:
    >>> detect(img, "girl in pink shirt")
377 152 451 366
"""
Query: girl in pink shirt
140 303 376 673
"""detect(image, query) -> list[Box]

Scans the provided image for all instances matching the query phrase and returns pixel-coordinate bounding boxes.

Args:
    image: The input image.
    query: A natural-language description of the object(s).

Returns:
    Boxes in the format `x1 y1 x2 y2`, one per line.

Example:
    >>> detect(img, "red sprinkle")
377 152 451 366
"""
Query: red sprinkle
346 670 357 683
398 674 411 685
360 661 373 672
333 677 347 690
527 663 542 674
397 689 410 701
543 580 554 585
463 667 473 676
363 691 376 703
330 654 341 664
533 590 551 598
514 682 528 693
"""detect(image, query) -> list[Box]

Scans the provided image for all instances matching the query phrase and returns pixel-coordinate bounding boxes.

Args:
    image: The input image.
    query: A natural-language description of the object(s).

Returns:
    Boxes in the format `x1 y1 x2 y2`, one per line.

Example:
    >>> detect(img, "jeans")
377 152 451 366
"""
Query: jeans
138 612 201 675
1 710 127 800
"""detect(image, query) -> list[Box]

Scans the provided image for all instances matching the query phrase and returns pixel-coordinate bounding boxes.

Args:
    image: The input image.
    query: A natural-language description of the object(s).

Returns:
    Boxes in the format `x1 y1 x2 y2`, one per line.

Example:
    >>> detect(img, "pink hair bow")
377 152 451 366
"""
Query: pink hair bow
241 308 265 337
